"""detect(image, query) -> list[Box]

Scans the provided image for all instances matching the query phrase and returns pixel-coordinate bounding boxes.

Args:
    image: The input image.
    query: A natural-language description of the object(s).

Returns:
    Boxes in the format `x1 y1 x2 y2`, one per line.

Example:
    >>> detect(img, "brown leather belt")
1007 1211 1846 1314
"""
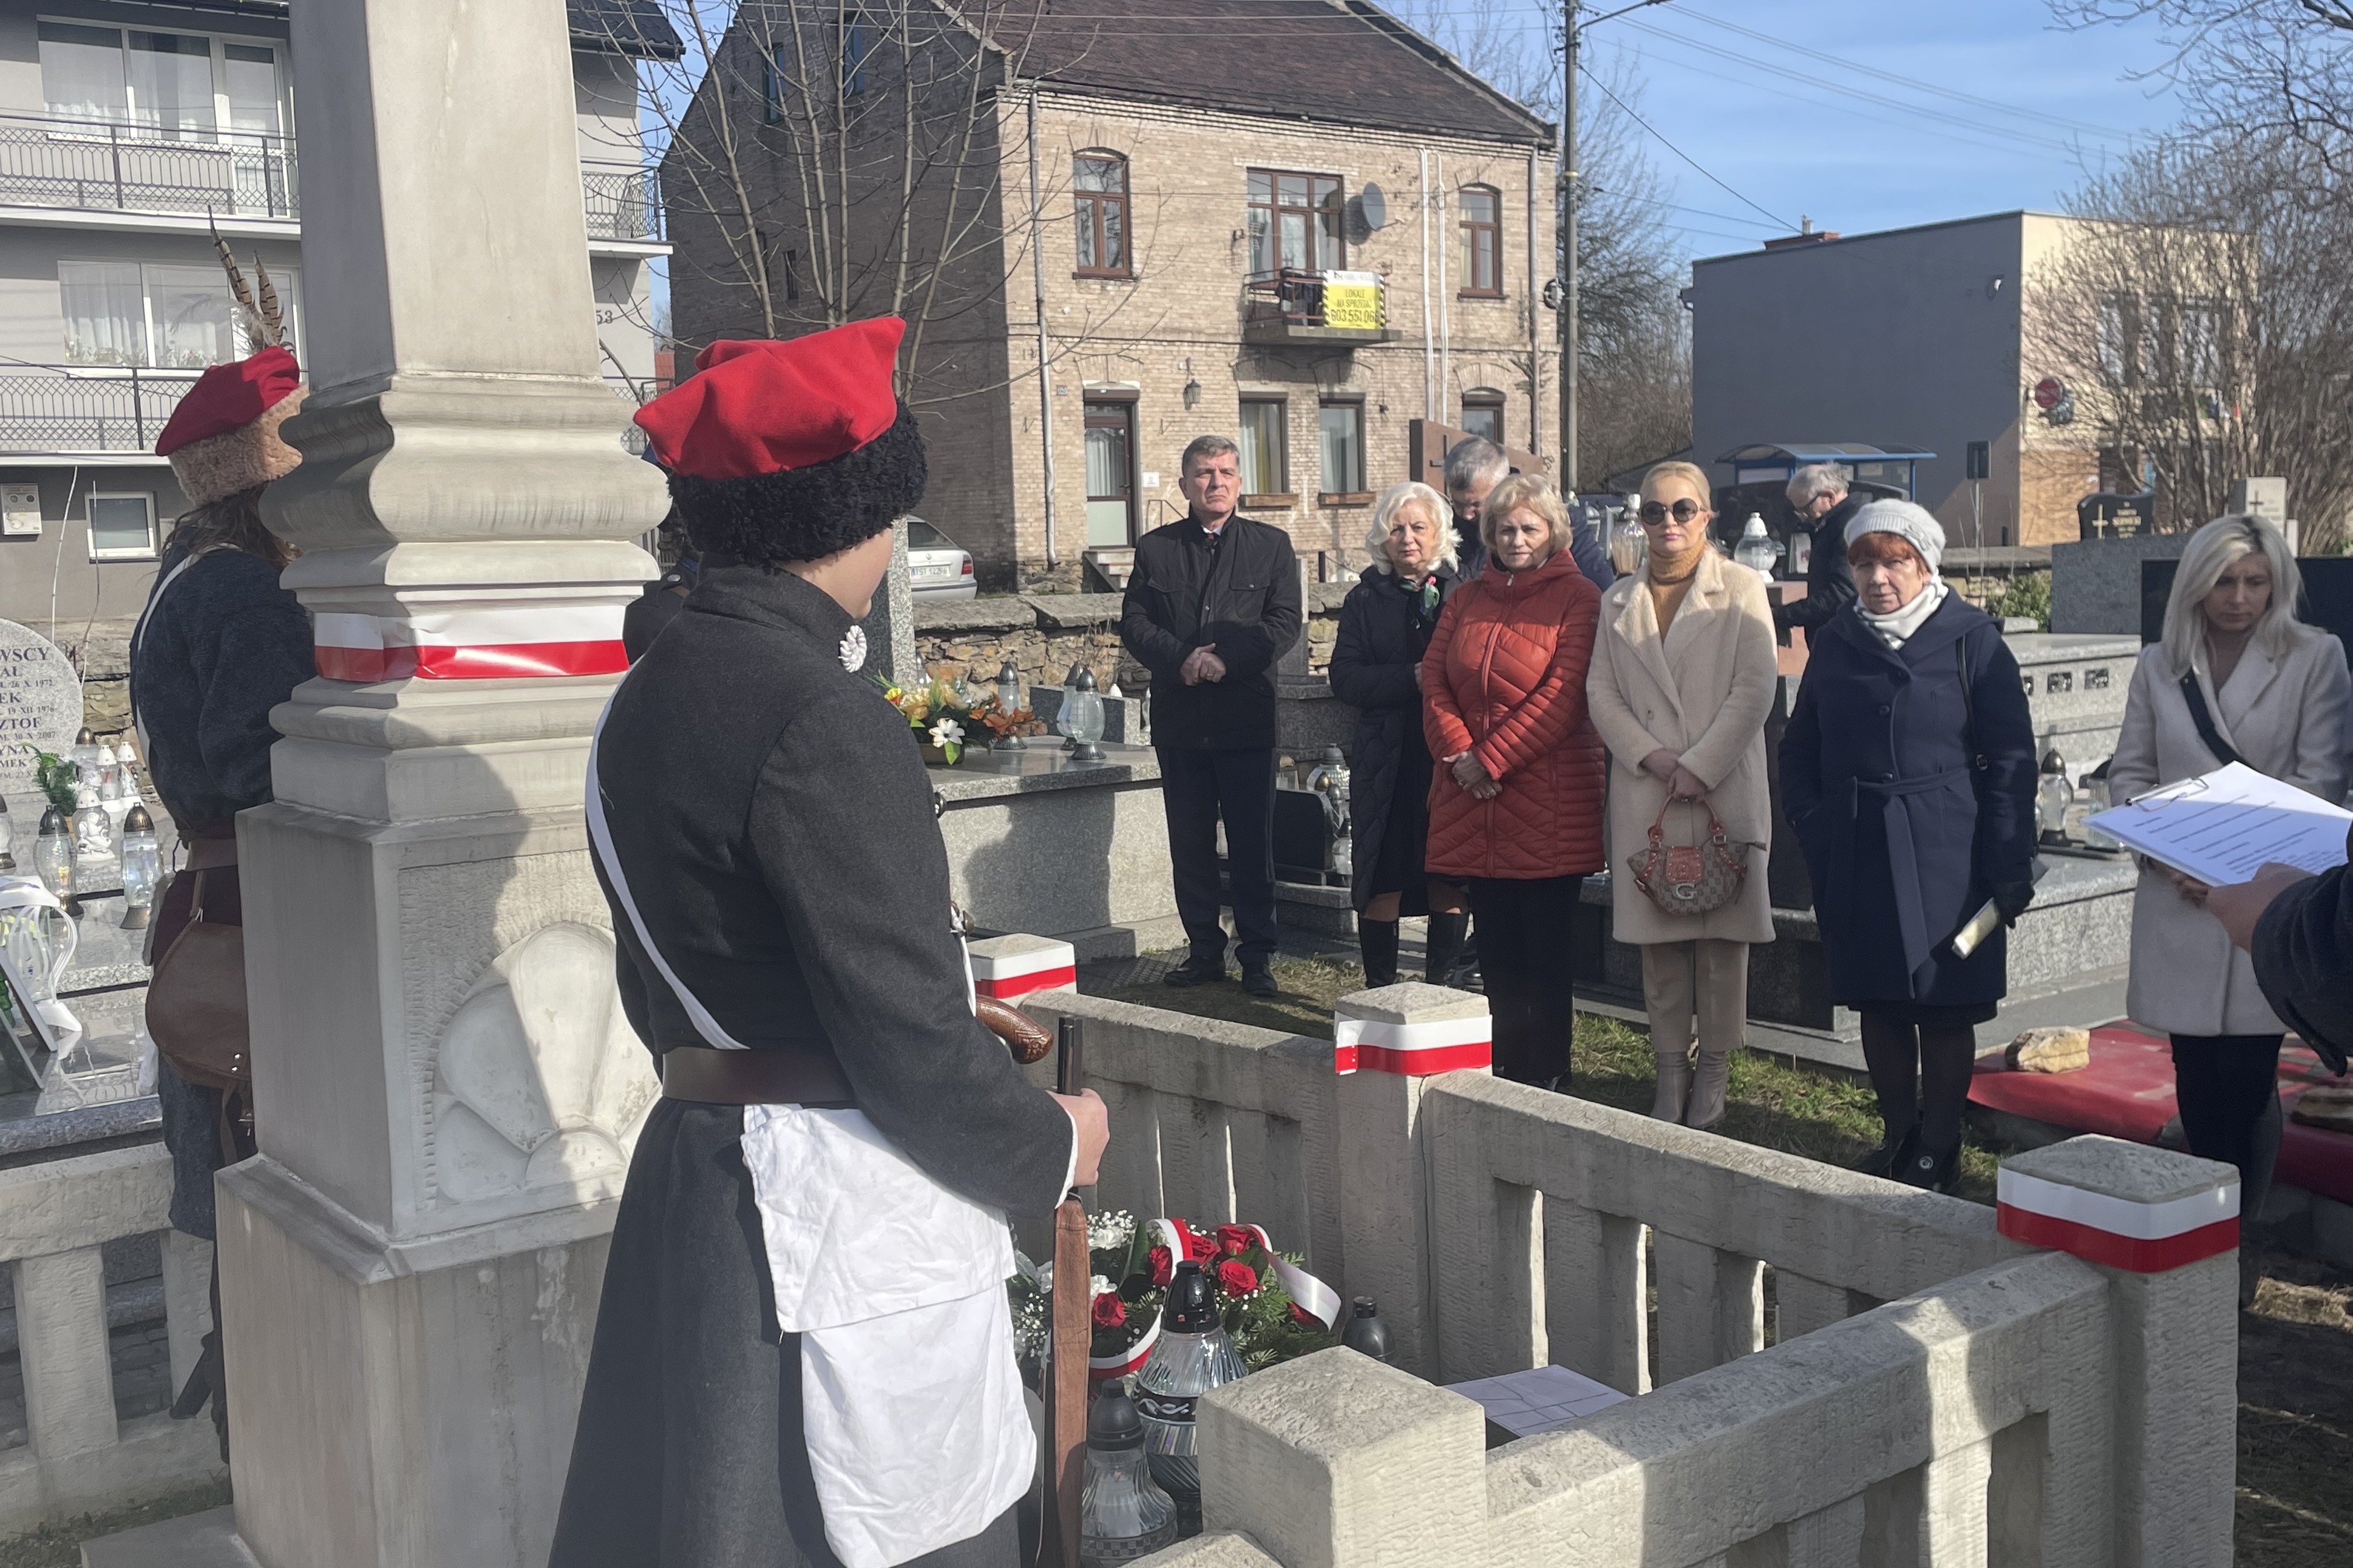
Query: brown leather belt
660 1046 856 1107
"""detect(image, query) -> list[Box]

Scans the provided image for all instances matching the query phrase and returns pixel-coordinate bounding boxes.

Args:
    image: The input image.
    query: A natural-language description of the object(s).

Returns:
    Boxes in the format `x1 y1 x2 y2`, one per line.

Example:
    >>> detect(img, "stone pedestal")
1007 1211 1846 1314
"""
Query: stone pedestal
210 4 669 1566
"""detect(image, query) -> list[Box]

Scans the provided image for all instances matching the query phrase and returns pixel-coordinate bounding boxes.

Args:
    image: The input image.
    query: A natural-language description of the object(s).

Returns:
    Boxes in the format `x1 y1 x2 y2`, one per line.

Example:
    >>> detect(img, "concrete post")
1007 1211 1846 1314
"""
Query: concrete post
1997 1135 2240 1568
212 3 669 1565
1331 982 1489 1380
1198 1347 1487 1567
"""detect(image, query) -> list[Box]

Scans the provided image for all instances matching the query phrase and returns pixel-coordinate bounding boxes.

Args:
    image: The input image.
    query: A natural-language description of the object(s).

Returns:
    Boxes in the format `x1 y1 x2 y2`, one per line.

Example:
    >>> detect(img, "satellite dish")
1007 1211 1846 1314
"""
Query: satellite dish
1358 184 1387 232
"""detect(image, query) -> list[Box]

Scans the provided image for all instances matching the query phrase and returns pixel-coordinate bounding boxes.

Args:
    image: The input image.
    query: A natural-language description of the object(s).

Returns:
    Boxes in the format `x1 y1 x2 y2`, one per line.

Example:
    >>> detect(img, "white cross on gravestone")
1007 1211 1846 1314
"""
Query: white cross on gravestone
0 621 82 791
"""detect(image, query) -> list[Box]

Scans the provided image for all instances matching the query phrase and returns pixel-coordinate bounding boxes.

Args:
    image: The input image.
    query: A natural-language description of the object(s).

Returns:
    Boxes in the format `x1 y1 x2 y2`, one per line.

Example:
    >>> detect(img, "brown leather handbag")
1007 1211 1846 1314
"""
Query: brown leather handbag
1627 797 1754 918
145 865 250 1091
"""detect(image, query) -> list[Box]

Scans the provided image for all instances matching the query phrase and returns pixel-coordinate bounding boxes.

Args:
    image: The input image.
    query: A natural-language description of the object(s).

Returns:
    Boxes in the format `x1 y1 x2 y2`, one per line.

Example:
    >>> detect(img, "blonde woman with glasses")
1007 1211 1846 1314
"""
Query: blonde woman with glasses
2109 513 2349 1304
1586 461 1778 1129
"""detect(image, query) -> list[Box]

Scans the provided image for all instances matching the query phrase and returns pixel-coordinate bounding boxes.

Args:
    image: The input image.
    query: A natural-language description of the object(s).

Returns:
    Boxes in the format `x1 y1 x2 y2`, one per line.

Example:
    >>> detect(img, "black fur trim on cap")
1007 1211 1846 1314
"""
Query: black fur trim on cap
672 399 927 567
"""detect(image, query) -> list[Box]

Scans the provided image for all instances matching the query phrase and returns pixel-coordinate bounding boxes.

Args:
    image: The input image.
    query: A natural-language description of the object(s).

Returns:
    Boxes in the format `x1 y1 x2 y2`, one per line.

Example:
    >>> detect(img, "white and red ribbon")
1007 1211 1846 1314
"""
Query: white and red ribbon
1332 1010 1492 1076
1995 1165 2239 1273
1083 1216 1340 1381
968 940 1077 1001
315 606 628 683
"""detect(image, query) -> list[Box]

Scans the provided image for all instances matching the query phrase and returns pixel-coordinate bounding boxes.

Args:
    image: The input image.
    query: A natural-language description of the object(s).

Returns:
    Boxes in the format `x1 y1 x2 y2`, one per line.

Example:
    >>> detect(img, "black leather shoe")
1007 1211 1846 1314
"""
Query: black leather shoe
1163 956 1229 988
1241 963 1279 998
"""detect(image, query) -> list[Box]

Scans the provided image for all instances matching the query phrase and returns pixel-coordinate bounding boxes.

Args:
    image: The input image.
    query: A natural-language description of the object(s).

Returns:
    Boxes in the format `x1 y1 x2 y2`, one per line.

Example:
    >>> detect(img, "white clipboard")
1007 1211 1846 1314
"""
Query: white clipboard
2085 761 2353 886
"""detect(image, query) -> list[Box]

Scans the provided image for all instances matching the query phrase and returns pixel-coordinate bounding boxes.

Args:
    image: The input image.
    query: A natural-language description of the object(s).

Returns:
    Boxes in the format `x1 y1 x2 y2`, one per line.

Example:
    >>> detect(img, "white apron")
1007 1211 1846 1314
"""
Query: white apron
585 710 1034 1568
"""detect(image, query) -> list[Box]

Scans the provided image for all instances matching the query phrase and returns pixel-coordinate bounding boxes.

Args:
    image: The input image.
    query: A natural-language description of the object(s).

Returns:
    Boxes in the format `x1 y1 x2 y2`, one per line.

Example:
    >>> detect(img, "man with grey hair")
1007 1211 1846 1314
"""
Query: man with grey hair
1121 432 1303 996
1444 435 1613 590
1775 463 1863 634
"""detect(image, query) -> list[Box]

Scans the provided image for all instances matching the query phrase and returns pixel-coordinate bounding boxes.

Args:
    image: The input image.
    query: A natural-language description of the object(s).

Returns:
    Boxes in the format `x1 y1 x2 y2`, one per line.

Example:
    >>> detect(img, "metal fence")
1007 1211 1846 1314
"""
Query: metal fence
0 113 295 219
0 113 664 240
582 162 664 243
0 366 200 454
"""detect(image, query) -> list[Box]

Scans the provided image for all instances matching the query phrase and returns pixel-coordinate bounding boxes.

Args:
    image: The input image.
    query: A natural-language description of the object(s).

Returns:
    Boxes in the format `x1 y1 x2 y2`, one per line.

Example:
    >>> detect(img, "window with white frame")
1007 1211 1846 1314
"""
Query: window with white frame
1318 398 1366 497
60 260 301 368
37 20 287 140
87 492 156 560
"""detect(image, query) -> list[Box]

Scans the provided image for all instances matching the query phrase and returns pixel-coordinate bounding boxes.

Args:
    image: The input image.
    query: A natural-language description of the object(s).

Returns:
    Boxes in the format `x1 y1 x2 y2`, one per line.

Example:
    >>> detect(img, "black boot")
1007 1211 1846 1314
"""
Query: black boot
1423 911 1468 987
1857 1123 1919 1180
1899 1136 1963 1194
1356 918 1399 987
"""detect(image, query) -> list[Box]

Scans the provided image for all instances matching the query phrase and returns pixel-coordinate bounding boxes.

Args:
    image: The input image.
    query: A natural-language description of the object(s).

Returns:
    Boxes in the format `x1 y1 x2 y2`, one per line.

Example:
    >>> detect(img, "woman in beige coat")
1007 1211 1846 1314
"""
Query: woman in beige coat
2110 514 2348 1297
1586 460 1779 1129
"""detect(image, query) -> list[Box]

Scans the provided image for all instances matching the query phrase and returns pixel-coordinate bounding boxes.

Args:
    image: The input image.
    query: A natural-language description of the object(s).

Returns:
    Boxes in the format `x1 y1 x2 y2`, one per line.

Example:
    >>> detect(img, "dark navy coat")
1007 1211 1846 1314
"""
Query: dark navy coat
1328 563 1457 910
1779 595 2037 1011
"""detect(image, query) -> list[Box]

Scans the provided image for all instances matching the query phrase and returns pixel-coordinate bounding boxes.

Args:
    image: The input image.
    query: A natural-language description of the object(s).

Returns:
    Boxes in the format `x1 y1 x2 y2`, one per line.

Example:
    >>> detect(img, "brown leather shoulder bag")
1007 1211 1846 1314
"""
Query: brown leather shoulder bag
145 866 250 1091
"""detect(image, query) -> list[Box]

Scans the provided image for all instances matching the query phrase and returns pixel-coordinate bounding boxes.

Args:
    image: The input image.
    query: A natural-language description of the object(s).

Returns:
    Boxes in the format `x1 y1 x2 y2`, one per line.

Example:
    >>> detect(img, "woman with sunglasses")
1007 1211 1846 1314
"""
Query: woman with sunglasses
2109 514 2346 1304
1421 473 1606 1087
1780 501 2037 1191
1586 462 1778 1129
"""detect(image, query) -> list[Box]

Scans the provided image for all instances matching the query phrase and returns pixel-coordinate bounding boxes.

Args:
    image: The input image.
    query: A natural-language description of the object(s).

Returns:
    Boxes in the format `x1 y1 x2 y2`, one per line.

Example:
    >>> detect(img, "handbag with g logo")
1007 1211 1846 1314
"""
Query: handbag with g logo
1628 797 1754 917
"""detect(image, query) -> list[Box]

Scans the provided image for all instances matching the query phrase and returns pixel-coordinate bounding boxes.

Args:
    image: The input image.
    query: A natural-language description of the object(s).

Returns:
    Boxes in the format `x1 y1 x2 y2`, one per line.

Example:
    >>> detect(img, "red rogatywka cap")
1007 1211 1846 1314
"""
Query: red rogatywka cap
633 317 906 480
153 345 302 456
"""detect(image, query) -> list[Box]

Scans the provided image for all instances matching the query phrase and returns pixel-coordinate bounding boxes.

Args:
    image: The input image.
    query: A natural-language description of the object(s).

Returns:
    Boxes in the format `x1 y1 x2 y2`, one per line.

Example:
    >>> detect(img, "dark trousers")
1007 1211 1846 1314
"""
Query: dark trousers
2170 1032 2285 1228
1465 875 1583 1086
1859 1010 1978 1154
1157 746 1279 966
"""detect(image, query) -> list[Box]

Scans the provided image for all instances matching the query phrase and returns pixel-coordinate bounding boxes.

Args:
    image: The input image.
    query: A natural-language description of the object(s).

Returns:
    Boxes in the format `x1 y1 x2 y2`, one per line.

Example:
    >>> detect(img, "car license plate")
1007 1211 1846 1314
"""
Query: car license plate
914 563 954 579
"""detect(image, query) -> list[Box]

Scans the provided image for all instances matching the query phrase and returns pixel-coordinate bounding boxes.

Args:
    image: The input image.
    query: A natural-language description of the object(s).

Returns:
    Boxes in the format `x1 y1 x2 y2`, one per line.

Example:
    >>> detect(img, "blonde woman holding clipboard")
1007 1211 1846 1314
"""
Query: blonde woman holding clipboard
2110 513 2349 1304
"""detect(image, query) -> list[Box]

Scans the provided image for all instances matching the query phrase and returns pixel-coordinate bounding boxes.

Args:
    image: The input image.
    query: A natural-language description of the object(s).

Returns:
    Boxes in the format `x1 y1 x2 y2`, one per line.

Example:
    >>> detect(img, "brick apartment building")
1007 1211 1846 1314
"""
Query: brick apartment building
0 0 675 630
662 0 1559 589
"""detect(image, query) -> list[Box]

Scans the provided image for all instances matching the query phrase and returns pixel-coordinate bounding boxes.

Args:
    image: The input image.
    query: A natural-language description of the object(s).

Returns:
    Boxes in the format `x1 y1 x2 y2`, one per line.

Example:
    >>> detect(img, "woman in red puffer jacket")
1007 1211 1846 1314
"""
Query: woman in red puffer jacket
1422 472 1607 1087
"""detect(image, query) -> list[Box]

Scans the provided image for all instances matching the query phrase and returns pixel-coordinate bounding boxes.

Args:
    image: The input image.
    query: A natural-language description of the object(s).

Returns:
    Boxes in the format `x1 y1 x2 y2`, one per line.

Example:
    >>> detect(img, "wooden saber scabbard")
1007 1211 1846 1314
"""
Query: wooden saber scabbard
1043 1195 1088 1567
1041 1014 1089 1568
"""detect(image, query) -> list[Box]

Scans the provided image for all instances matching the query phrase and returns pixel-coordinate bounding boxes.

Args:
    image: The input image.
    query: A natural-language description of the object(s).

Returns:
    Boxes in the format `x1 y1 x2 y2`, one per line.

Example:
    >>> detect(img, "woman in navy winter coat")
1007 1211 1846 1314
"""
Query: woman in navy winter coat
1780 502 2038 1190
1329 481 1467 986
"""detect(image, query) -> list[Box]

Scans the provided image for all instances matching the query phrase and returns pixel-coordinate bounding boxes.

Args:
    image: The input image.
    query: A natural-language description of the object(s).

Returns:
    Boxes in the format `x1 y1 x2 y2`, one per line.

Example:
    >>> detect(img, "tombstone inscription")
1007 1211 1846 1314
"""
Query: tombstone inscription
0 621 80 790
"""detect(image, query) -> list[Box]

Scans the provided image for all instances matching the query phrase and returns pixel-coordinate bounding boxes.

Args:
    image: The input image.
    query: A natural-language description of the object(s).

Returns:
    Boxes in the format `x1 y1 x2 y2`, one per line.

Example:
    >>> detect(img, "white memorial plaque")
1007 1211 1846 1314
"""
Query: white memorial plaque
0 621 81 790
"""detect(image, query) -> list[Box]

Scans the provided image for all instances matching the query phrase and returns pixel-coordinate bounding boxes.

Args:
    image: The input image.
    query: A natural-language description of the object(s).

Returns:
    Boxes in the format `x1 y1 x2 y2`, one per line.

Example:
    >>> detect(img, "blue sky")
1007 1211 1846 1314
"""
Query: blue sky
1440 0 2188 261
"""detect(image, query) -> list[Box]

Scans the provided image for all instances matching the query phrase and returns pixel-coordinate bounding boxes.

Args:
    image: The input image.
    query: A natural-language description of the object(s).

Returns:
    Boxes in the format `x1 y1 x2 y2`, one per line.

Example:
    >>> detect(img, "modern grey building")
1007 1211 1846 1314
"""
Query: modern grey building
0 0 677 630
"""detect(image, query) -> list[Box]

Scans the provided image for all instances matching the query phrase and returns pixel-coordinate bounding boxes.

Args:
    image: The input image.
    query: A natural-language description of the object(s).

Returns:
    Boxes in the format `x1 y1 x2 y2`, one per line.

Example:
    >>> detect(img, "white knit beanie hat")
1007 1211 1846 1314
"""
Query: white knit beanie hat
1844 498 1946 573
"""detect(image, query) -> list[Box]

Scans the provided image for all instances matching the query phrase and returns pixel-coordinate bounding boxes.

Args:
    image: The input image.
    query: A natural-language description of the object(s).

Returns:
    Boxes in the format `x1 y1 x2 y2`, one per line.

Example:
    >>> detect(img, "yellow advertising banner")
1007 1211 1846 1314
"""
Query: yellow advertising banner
1321 283 1382 331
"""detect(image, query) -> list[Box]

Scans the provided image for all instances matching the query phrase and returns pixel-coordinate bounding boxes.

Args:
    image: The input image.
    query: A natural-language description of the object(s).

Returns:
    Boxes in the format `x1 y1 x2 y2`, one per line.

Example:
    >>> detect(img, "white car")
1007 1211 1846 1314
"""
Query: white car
906 516 976 600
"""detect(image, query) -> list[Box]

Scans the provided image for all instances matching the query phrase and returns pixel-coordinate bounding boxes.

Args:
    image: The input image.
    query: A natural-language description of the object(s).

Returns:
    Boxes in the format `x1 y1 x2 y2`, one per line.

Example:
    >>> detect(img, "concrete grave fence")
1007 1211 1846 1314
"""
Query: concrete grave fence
1018 976 2240 1567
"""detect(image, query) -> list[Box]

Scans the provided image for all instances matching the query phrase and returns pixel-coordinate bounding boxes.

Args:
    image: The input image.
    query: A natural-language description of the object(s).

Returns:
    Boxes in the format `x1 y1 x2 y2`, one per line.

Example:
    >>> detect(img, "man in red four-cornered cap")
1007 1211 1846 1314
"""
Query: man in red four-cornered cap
549 316 1109 1568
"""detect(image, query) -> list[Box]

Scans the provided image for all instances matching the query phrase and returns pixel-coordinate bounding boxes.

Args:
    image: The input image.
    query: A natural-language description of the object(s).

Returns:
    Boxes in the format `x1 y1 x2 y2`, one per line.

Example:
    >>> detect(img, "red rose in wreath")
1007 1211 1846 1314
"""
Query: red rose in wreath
1289 1301 1322 1328
1183 1230 1219 1262
1214 1259 1258 1296
1092 1292 1126 1329
1148 1245 1173 1287
1214 1224 1255 1258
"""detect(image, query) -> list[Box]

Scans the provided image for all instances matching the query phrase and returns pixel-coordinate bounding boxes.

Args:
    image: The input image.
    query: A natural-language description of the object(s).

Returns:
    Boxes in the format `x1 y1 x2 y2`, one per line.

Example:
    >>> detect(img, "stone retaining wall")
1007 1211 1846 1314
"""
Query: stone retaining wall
914 586 1352 697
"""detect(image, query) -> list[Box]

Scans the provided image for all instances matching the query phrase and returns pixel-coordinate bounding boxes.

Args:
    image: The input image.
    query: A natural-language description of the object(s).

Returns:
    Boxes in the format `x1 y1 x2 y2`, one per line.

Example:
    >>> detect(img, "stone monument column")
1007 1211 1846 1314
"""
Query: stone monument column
212 2 669 1564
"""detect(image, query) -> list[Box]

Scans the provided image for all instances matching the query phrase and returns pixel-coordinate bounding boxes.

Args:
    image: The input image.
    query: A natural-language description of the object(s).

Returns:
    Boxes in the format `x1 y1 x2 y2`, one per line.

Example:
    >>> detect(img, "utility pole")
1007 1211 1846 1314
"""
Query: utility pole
1560 0 1670 496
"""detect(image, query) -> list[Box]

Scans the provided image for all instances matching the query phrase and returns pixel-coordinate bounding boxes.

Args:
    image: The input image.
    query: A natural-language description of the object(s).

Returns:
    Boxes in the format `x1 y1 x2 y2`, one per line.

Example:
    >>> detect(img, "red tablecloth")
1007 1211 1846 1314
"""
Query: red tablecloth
1970 1025 2353 1207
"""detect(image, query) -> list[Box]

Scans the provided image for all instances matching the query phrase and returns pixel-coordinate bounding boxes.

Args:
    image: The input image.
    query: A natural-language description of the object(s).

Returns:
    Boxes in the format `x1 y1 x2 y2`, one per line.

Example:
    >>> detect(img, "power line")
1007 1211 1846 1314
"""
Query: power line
1577 61 1792 231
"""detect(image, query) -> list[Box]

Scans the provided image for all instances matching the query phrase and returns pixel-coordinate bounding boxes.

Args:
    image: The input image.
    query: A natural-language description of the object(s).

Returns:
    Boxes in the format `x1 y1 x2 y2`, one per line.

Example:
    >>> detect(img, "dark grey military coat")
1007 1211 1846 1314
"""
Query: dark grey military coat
549 564 1070 1568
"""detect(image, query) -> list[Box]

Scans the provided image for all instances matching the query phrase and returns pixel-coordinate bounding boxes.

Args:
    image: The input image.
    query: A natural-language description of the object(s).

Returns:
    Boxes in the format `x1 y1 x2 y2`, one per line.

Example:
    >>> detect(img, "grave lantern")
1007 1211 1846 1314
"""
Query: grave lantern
1063 666 1106 762
0 795 13 872
1079 1381 1178 1560
34 807 78 918
1733 513 1784 578
2037 749 2074 846
993 660 1023 750
70 727 102 787
118 804 159 930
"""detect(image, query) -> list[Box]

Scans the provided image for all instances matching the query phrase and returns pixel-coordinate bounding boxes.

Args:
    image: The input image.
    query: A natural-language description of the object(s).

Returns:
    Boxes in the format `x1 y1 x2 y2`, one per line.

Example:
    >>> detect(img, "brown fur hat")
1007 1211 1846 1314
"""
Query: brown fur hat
167 385 306 507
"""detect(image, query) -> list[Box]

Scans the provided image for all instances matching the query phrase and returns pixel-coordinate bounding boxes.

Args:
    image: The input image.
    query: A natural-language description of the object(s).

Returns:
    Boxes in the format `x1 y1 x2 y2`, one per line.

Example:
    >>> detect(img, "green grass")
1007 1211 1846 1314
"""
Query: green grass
0 1481 229 1567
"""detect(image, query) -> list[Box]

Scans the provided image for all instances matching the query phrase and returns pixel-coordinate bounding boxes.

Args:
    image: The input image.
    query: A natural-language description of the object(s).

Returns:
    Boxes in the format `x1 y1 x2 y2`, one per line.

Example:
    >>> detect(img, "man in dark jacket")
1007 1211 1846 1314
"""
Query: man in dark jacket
1444 435 1613 591
1120 434 1302 996
1773 464 1863 635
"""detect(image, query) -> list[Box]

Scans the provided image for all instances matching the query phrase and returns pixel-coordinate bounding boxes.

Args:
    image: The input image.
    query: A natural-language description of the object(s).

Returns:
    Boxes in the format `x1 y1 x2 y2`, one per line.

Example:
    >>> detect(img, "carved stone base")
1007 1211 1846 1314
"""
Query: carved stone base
217 1155 615 1568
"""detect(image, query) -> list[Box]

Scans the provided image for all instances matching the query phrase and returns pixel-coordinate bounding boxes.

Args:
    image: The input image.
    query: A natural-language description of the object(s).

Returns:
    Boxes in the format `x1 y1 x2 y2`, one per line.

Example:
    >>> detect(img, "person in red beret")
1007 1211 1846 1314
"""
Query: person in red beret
128 297 313 1462
550 316 1108 1568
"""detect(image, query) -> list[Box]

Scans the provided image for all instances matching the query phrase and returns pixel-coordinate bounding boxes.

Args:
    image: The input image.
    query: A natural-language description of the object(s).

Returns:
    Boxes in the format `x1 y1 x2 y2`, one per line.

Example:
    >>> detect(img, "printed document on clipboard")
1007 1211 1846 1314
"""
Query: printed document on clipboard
2085 761 2353 886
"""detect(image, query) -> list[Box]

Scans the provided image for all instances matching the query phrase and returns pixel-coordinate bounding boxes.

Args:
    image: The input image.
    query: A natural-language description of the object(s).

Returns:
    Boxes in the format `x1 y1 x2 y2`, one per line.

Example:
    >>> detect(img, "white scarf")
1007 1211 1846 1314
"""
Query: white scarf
1855 579 1949 649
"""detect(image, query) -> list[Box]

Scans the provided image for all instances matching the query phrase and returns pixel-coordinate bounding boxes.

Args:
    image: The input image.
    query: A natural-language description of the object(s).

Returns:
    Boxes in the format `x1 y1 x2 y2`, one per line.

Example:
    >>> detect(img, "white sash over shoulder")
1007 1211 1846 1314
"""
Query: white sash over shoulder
586 698 1031 1568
